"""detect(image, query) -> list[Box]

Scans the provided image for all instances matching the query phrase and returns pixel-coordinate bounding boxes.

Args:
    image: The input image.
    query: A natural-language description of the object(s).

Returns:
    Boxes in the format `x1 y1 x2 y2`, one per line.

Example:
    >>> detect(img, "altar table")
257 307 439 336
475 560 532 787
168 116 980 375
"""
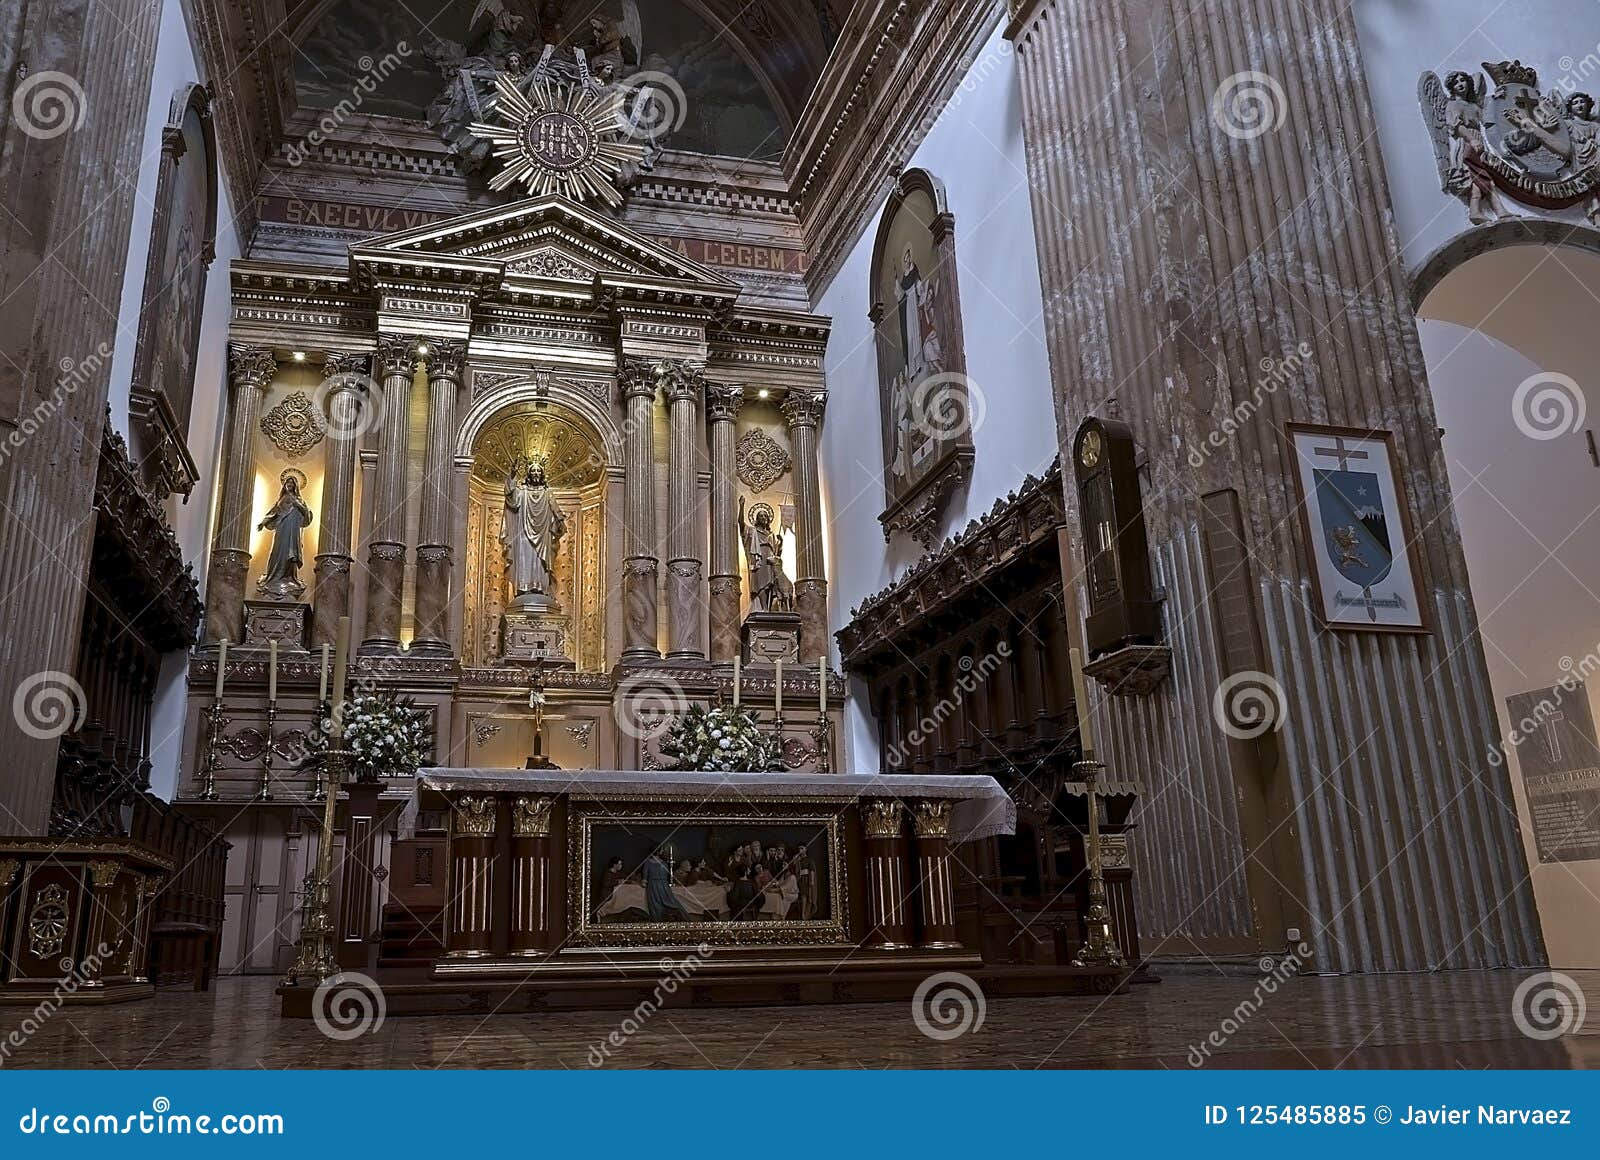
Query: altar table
414 767 1015 973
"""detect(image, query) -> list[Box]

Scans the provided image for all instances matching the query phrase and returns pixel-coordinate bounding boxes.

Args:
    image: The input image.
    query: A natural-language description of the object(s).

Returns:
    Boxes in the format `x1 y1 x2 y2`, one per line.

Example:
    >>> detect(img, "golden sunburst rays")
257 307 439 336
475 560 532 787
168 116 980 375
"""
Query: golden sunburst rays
467 74 647 208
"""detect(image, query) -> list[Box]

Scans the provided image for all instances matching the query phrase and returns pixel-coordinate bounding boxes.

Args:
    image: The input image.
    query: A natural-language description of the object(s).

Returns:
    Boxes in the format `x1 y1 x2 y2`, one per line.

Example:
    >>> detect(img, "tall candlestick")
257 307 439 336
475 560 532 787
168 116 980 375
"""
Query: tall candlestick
732 655 741 708
214 638 228 700
1070 646 1096 759
819 655 827 716
318 643 330 701
330 616 351 740
268 639 278 703
774 658 783 718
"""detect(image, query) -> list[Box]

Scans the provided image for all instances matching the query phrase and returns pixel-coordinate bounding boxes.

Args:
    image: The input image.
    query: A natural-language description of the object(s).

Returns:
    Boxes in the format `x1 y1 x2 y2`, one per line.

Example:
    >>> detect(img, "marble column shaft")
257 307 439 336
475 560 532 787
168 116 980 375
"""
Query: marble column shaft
619 359 662 660
311 353 369 648
361 336 419 653
413 341 465 657
705 383 745 664
781 390 829 663
665 368 705 661
205 345 277 644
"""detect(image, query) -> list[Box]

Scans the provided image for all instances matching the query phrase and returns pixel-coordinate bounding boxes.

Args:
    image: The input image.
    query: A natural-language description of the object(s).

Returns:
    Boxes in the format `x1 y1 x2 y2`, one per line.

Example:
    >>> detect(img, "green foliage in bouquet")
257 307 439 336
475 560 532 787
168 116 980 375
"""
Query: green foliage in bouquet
659 704 784 773
308 692 433 783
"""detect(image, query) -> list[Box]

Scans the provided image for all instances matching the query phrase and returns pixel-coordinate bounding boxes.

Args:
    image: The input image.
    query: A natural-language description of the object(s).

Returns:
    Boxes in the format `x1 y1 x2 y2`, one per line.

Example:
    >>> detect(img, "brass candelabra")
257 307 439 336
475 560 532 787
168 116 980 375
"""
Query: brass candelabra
310 698 331 801
256 701 277 801
811 713 834 774
284 745 347 985
197 699 228 801
1070 758 1127 969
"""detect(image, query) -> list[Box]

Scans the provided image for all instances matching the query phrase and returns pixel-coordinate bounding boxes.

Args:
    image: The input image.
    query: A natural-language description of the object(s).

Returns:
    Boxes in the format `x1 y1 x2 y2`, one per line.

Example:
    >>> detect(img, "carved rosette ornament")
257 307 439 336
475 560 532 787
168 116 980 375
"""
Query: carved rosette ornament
913 800 954 839
28 884 70 959
1420 59 1600 227
735 427 791 493
862 799 905 840
260 391 326 457
511 795 555 838
452 796 498 839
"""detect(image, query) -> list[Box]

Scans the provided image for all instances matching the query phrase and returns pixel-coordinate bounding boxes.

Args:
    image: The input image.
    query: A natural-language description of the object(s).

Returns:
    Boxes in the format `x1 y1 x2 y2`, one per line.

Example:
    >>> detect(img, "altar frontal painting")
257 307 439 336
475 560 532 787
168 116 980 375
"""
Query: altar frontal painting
1287 424 1427 632
571 808 847 947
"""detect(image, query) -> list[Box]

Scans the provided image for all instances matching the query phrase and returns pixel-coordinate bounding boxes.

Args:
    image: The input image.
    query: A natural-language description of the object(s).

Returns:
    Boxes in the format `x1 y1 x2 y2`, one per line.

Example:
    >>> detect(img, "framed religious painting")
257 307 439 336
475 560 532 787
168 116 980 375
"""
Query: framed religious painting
126 82 218 499
567 802 849 949
1286 423 1429 633
870 168 974 545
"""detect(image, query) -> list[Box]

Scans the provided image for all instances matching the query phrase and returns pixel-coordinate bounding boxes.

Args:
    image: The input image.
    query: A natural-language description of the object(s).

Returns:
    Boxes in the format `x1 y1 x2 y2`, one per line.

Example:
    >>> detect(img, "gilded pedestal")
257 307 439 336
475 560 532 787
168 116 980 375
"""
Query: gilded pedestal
446 796 499 958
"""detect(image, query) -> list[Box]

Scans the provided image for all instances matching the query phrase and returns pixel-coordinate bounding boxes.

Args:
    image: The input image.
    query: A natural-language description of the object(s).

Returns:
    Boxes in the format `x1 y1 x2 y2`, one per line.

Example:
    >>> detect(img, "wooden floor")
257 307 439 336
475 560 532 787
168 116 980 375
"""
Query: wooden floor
3 969 1597 1068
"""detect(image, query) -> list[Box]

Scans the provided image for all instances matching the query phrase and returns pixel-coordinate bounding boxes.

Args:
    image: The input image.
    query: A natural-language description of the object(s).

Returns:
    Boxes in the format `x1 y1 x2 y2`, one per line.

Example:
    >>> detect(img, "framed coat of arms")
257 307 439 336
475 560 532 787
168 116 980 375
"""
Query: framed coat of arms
1286 424 1428 633
869 168 974 545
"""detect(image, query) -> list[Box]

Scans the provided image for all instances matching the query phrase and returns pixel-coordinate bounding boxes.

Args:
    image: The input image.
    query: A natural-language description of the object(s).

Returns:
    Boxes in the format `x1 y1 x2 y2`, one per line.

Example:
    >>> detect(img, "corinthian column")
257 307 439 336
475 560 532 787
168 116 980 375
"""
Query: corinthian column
361 335 419 654
311 353 370 648
619 359 662 660
665 364 706 661
705 383 745 664
413 340 466 657
780 390 828 662
205 345 277 644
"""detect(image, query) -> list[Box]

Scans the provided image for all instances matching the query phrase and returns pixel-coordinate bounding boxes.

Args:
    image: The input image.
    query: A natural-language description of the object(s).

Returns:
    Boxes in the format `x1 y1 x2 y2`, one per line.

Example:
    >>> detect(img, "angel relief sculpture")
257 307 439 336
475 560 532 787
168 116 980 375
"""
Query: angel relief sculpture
425 0 657 182
1421 59 1600 228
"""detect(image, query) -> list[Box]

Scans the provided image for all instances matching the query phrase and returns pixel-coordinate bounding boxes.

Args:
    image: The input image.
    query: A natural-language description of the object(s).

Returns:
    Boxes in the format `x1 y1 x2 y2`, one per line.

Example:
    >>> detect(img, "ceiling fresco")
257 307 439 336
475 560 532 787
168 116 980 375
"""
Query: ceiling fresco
289 0 842 160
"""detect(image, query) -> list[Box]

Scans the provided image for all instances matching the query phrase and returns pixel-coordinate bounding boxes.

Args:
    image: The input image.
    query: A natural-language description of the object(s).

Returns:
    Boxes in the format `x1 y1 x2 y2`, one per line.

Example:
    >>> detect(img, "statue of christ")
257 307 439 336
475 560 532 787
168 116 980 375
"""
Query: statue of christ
503 460 567 608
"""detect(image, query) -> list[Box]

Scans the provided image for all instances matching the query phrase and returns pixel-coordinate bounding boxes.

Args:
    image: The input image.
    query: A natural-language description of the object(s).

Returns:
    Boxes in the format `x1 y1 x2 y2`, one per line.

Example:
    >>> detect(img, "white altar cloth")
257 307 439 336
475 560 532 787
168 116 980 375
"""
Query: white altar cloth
417 768 1015 845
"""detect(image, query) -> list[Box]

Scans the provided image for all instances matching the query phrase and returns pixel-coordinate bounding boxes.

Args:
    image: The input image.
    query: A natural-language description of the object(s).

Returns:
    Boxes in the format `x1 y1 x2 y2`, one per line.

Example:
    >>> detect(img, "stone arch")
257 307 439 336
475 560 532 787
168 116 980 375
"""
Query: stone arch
455 376 623 470
1410 219 1600 310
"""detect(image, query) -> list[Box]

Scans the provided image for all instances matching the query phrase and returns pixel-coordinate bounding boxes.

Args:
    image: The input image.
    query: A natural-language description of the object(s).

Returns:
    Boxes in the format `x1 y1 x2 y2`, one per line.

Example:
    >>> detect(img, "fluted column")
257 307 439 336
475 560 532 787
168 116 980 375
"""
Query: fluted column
619 359 662 660
205 345 277 644
361 336 419 654
413 340 466 657
705 383 745 664
665 364 706 661
311 353 369 648
780 390 829 662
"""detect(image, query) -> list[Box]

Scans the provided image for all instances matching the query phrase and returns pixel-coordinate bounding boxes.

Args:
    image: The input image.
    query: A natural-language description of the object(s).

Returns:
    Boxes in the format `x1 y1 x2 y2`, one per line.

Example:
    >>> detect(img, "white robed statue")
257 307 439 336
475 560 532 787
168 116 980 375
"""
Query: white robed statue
503 459 567 609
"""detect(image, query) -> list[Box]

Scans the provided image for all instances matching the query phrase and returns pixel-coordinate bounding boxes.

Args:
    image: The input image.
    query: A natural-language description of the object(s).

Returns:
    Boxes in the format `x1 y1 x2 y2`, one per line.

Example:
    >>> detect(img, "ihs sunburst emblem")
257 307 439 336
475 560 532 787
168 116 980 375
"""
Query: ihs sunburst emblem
468 74 647 207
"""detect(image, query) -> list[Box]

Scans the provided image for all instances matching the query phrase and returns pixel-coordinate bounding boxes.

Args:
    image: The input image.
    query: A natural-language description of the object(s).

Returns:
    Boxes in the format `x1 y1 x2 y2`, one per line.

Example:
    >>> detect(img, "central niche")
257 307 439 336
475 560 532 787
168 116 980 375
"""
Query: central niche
464 403 607 670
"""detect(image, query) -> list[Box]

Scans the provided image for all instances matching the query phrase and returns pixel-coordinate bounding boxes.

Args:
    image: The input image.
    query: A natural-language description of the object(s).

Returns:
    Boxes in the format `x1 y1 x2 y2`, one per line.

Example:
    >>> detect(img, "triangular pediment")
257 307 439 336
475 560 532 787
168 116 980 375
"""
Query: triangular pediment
350 194 738 292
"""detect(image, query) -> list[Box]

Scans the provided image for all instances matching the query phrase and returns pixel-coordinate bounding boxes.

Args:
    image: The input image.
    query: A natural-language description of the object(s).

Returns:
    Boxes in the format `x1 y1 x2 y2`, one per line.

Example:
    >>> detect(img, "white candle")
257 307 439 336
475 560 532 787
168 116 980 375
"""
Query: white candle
1070 646 1096 759
318 643 330 701
732 655 741 708
268 639 278 703
214 638 228 700
330 616 351 740
819 655 827 715
774 658 783 717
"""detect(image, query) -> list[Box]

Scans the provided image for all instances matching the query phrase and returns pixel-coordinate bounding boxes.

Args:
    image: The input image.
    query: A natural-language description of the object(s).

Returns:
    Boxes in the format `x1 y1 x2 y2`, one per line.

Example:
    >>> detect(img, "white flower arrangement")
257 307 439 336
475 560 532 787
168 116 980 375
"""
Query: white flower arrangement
659 704 784 773
311 692 432 783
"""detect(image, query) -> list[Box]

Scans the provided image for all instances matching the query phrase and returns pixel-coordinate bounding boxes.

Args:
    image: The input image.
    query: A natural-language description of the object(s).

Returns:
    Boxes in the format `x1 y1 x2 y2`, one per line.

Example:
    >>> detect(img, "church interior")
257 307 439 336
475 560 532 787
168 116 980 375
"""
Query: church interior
2 0 1599 1071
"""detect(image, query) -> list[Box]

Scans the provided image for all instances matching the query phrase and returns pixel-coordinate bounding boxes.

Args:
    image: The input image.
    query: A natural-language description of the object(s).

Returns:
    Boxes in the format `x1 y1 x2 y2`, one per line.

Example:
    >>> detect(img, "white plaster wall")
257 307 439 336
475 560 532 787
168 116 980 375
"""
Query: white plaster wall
814 23 1058 771
1353 0 1600 273
1419 245 1600 968
106 0 244 799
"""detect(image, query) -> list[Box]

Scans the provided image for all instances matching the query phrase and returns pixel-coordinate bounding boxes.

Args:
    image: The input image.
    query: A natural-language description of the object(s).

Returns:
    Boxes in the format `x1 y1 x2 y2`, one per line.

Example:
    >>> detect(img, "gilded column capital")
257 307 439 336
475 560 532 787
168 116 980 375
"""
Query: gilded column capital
228 345 276 392
862 799 905 839
511 795 555 838
375 334 422 380
87 859 122 889
621 356 705 402
424 339 468 384
451 795 498 838
705 382 745 423
0 857 19 887
320 351 371 384
913 799 954 839
780 389 827 430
